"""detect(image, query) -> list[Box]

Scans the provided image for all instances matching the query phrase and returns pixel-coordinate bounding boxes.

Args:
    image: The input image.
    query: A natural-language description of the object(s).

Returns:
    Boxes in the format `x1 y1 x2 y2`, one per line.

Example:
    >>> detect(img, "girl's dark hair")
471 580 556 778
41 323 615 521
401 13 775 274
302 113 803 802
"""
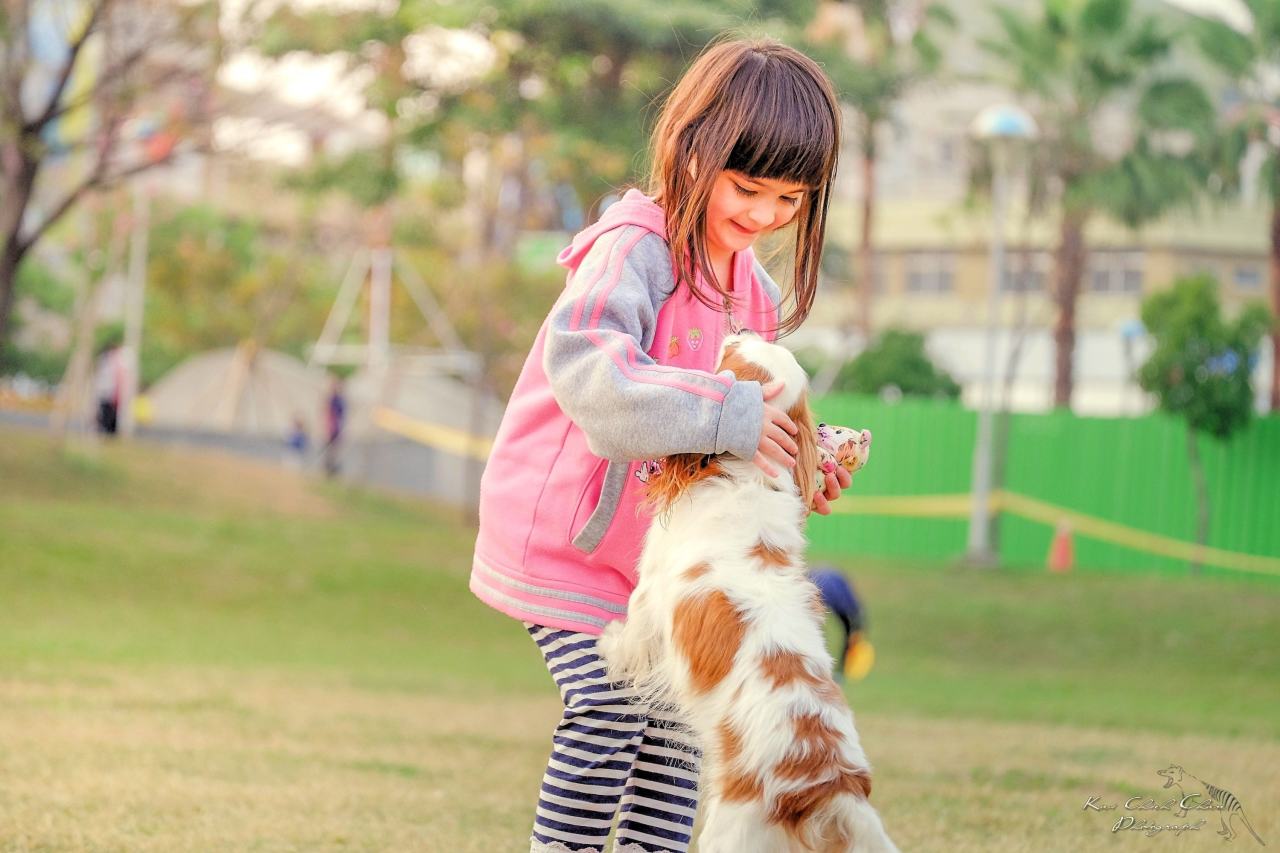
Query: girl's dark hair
647 37 841 336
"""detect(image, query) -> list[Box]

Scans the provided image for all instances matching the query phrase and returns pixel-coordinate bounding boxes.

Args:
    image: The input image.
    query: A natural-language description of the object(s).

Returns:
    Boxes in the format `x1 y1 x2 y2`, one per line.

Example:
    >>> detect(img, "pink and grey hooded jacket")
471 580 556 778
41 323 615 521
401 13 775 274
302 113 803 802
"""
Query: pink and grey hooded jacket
469 189 781 635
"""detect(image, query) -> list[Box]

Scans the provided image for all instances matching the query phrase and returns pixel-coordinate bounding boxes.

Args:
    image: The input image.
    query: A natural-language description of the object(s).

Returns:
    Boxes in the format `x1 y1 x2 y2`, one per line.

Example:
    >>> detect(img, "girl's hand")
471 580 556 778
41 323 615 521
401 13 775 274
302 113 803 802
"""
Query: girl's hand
810 465 853 516
752 381 798 477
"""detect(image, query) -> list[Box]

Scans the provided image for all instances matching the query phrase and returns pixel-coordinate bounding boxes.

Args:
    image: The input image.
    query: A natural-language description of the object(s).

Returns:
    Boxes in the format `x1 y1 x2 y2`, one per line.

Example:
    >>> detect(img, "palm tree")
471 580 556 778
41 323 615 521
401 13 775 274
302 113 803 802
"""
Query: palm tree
981 0 1215 408
805 0 954 351
1183 0 1280 411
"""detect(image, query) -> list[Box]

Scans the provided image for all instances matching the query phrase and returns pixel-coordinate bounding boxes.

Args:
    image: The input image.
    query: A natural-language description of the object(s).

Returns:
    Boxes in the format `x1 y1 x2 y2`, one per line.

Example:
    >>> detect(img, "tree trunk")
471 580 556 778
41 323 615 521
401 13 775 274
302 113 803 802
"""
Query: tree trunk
1052 210 1088 409
0 238 27 348
857 133 876 340
1185 425 1209 575
1268 198 1279 412
0 145 39 348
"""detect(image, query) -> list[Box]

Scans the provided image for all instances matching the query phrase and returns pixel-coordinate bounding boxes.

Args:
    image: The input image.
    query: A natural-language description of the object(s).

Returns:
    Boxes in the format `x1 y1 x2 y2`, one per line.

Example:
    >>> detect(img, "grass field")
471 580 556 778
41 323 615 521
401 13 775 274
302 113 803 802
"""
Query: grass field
2 423 1277 852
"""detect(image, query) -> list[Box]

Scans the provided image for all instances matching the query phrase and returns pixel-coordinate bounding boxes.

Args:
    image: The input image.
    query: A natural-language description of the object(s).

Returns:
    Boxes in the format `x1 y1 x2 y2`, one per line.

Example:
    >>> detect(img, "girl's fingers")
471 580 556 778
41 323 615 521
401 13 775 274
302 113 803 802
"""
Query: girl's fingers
762 386 798 435
761 444 793 470
823 472 840 500
752 450 780 478
766 423 799 456
835 466 852 489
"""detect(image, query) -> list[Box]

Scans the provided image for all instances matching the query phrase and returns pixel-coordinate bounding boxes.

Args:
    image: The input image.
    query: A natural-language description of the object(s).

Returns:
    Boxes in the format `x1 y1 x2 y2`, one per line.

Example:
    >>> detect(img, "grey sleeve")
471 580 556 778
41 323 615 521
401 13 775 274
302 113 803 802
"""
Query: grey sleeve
543 226 763 462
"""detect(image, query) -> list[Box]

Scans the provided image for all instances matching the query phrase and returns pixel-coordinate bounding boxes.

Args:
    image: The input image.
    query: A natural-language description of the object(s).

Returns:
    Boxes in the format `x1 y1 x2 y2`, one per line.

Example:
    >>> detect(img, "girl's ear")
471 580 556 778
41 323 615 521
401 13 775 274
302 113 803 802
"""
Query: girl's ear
788 391 820 512
645 452 721 514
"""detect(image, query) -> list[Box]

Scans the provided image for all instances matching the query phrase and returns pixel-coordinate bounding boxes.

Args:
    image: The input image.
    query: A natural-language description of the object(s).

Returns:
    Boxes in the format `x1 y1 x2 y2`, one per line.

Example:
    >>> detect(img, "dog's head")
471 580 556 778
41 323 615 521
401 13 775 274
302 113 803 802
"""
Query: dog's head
645 333 821 513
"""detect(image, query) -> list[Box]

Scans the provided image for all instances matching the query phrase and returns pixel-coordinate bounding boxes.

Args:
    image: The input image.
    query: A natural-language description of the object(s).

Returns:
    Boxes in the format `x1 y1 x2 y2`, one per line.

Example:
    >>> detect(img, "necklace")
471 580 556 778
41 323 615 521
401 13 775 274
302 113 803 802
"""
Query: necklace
723 294 742 335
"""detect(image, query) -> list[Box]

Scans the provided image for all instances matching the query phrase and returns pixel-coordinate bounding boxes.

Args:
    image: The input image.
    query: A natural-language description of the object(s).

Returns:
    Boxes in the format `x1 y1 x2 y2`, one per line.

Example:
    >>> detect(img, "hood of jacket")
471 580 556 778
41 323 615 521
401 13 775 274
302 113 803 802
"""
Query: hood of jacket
555 188 666 272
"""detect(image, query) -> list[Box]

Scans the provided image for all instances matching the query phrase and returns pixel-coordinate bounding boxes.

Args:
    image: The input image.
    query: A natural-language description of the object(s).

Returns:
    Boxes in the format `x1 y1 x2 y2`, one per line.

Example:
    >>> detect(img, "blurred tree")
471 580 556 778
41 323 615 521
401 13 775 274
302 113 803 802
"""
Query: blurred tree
146 206 262 355
254 1 437 212
805 0 955 343
982 0 1216 409
144 204 334 383
831 327 960 398
1137 274 1270 571
250 1 830 399
0 0 219 350
415 1 803 251
0 258 76 383
1183 1 1280 412
15 257 76 316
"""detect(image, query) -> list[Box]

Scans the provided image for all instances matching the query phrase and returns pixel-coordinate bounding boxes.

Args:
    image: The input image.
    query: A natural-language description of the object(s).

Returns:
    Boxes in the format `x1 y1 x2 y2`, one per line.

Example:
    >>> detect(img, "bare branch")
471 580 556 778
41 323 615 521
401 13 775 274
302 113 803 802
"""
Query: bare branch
26 45 183 132
15 106 123 256
27 0 113 134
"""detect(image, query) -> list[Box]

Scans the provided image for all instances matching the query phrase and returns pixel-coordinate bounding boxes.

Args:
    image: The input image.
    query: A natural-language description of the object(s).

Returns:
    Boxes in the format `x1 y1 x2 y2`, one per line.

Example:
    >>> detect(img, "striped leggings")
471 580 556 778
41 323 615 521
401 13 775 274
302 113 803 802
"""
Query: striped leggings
525 624 702 853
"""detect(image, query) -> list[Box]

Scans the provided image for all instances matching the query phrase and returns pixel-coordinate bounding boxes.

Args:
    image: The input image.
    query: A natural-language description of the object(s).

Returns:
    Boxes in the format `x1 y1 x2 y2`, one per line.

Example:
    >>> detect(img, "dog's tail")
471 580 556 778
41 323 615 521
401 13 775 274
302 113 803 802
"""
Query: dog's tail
797 790 899 853
771 755 898 853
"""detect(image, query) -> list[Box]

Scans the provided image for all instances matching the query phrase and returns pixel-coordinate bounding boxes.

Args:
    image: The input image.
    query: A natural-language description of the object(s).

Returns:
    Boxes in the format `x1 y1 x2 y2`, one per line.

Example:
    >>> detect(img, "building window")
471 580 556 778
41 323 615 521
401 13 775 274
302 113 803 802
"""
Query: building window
1233 265 1263 291
1087 251 1144 294
905 252 955 293
1001 250 1051 293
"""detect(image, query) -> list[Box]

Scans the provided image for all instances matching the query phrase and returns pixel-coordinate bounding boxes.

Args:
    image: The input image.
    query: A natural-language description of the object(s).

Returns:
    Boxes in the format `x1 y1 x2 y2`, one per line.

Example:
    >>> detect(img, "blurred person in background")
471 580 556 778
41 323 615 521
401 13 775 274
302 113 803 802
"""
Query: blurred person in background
322 375 346 477
93 341 128 436
809 565 876 682
285 414 310 470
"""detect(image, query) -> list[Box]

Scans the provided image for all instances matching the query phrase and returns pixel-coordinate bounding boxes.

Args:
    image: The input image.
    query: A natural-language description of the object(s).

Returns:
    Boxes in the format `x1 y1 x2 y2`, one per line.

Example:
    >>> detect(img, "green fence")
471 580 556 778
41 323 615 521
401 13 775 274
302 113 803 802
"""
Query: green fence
807 395 1280 578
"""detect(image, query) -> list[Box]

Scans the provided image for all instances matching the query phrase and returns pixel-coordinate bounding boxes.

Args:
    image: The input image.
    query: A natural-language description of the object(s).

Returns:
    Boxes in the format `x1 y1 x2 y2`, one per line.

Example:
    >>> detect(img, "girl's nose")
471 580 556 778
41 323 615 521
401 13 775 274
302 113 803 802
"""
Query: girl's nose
747 204 773 227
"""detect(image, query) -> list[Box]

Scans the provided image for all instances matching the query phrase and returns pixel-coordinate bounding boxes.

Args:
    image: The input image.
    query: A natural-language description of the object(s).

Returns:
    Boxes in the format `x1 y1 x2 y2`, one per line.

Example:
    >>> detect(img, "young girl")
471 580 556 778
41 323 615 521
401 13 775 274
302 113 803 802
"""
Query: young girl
469 37 850 853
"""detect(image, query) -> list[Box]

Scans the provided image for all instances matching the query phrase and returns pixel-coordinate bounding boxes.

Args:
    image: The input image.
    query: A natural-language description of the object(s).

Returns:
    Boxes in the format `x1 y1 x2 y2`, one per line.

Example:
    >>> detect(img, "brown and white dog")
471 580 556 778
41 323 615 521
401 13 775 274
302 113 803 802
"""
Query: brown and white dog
599 333 897 853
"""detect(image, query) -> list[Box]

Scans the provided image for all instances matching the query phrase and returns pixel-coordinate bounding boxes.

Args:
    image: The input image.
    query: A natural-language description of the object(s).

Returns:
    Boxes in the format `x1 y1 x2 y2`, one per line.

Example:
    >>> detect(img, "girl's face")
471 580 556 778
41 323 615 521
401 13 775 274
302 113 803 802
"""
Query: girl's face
704 170 807 263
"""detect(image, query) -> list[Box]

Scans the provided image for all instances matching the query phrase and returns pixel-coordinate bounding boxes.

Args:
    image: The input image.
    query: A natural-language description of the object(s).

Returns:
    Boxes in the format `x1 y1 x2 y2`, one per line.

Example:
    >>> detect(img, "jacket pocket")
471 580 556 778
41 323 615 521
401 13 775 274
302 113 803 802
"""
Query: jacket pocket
570 459 628 555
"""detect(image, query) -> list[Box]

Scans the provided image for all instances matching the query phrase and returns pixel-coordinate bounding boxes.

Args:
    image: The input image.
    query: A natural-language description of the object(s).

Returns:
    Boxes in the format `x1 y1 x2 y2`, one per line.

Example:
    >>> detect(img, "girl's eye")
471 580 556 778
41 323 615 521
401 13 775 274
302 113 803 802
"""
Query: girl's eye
782 196 800 206
733 184 757 197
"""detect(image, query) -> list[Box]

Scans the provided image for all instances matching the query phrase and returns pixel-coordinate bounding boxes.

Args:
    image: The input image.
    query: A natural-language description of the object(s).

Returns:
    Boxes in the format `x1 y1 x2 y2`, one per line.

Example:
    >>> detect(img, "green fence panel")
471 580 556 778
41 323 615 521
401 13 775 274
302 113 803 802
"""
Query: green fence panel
807 393 1280 576
808 395 974 561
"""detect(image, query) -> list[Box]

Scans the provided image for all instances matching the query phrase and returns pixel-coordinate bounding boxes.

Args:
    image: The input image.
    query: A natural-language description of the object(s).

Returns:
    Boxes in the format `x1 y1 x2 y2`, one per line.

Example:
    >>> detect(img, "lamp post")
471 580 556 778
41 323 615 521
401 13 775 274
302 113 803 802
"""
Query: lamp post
1120 318 1145 415
966 104 1038 566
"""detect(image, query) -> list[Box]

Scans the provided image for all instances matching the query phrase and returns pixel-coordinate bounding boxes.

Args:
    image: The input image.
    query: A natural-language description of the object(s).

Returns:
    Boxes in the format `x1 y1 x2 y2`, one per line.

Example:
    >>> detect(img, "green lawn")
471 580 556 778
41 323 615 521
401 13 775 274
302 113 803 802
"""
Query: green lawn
2 424 1277 852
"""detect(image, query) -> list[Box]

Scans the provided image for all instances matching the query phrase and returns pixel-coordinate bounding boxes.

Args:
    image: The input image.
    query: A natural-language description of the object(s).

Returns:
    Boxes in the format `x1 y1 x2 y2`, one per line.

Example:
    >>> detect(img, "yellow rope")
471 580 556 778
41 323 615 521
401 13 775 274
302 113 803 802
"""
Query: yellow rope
371 406 492 461
370 408 1280 578
829 490 1280 577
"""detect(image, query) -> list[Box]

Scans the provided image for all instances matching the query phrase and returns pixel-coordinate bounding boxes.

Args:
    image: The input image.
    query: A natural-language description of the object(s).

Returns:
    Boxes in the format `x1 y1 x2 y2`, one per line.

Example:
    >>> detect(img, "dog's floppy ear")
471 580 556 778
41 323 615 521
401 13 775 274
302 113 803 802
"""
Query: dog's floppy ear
789 391 820 512
645 453 723 514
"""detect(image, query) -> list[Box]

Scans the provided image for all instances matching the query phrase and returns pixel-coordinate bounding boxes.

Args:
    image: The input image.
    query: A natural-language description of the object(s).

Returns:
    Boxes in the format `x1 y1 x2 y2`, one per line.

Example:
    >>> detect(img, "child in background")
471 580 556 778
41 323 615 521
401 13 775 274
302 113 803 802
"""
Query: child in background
285 415 309 470
809 566 876 682
469 38 851 853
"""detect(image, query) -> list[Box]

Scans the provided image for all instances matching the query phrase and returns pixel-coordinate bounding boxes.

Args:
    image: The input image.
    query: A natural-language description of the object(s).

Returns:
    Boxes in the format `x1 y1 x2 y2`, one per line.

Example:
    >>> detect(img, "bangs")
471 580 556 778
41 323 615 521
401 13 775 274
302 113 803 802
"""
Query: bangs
722 54 838 189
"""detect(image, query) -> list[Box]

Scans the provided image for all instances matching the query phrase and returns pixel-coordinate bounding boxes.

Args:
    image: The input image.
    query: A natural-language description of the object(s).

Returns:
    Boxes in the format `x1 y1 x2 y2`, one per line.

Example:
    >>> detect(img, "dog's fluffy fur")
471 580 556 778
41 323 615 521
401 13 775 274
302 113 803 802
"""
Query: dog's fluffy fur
599 333 898 853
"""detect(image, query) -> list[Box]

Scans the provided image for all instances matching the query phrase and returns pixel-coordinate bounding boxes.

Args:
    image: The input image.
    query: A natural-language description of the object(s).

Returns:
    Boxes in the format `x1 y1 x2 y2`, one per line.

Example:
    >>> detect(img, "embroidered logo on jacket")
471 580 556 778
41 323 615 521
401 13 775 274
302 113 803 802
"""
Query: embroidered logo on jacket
687 328 703 351
635 459 663 484
668 336 680 358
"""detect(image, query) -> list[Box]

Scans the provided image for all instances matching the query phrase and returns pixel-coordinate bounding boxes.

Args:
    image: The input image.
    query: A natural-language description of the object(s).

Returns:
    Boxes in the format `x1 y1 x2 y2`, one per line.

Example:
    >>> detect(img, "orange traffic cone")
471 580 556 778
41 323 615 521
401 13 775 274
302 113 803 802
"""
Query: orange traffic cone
1048 521 1074 573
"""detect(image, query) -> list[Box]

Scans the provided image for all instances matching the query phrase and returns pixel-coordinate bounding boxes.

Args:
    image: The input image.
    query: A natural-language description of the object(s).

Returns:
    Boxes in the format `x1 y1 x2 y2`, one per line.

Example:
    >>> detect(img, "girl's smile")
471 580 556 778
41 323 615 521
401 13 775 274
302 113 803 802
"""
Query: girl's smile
706 170 807 272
